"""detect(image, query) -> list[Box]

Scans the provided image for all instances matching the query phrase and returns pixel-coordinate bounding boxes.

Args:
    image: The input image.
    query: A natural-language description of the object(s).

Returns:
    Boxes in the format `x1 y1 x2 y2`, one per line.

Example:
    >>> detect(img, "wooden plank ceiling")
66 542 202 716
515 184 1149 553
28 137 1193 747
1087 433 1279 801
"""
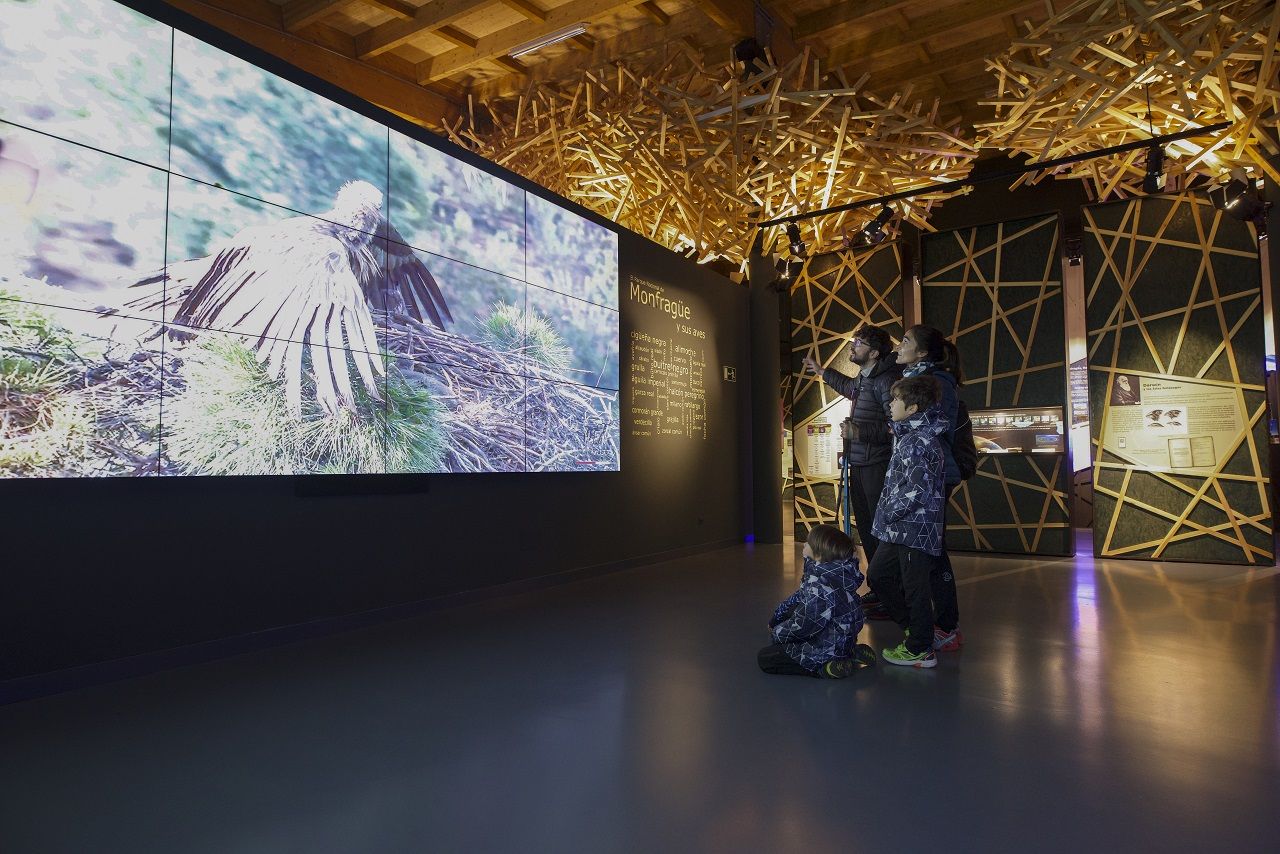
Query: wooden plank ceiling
166 0 1062 131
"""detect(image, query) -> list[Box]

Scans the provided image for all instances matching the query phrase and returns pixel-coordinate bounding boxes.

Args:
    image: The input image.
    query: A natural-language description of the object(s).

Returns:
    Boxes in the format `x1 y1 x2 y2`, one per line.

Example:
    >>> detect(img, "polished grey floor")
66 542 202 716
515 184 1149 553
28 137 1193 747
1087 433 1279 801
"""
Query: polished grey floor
2 534 1279 853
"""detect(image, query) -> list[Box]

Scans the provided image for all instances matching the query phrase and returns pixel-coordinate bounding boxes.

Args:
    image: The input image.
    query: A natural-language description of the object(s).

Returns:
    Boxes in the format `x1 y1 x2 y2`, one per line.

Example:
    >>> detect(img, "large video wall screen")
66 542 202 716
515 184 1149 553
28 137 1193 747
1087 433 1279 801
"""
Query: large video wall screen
0 0 619 477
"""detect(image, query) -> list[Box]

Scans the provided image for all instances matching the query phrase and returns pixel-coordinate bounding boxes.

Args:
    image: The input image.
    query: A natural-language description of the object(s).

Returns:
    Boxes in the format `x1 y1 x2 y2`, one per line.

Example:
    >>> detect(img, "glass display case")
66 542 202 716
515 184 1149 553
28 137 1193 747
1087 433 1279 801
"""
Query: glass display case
968 406 1065 454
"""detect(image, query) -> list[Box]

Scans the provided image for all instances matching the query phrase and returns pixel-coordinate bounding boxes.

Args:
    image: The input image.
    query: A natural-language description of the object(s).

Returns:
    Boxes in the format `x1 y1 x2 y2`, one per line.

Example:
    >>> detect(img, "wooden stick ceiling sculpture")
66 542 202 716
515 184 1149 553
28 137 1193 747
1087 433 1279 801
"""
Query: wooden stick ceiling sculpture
452 46 978 268
979 0 1280 199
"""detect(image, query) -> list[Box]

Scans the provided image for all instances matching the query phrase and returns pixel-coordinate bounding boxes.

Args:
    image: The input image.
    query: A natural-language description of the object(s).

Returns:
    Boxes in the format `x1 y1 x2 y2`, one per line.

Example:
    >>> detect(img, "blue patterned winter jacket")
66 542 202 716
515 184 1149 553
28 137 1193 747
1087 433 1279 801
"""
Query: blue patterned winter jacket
769 555 866 671
871 405 947 556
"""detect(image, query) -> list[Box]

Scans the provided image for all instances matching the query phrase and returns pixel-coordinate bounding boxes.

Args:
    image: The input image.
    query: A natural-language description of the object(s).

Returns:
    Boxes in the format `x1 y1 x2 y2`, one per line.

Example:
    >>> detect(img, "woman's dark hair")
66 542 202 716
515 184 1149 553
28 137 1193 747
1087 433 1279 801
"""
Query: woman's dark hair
906 324 963 385
806 523 854 563
890 375 941 413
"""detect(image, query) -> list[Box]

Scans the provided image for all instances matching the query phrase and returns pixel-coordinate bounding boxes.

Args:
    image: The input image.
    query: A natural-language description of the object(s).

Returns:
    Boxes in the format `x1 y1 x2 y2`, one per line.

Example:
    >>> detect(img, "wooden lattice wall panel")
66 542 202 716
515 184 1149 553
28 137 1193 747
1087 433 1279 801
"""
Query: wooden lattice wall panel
922 214 1073 556
790 242 904 540
980 0 1280 199
949 454 1072 554
1084 189 1271 564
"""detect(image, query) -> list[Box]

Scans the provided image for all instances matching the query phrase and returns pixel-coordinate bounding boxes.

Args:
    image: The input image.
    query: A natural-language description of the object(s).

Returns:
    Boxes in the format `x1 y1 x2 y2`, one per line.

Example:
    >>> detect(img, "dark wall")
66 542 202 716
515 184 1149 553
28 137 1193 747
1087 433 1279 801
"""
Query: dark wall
0 229 749 682
0 1 751 684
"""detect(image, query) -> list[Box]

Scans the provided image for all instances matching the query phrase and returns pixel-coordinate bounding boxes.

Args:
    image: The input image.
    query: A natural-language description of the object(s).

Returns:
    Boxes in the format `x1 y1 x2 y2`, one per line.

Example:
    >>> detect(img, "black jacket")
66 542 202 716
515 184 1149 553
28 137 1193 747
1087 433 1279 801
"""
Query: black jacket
821 354 903 466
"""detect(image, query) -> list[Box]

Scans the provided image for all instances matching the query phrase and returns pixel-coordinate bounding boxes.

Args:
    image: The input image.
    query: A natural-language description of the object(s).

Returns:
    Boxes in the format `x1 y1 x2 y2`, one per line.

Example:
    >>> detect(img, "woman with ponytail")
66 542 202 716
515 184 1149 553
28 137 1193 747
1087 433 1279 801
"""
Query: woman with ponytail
892 324 964 653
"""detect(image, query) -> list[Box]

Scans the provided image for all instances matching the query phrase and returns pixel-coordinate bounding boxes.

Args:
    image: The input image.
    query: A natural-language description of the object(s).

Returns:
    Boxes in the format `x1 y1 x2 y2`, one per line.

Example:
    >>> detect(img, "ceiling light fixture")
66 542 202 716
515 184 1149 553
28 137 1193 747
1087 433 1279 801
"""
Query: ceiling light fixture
860 204 894 245
509 24 588 59
1209 172 1266 223
1142 145 1166 194
786 222 806 257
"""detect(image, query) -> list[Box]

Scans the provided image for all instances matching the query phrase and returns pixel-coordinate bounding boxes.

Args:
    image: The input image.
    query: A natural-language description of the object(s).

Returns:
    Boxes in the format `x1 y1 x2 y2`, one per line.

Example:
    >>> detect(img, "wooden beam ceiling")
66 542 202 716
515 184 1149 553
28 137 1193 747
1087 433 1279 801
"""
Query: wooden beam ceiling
414 0 648 82
791 0 916 41
689 0 754 38
281 0 348 32
469 4 732 100
825 0 1041 68
167 1 1071 142
166 0 462 127
355 0 492 58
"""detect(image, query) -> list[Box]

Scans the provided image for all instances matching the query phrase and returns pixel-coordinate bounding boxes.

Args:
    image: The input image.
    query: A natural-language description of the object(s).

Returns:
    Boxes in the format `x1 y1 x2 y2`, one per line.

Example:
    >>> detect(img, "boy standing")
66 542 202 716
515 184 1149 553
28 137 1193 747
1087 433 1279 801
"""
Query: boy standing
867 376 948 668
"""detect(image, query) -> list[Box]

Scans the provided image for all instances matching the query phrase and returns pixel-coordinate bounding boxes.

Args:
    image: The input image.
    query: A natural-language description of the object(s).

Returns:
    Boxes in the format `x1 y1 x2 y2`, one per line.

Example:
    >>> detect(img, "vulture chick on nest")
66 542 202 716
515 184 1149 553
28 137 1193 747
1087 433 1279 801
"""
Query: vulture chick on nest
128 180 451 417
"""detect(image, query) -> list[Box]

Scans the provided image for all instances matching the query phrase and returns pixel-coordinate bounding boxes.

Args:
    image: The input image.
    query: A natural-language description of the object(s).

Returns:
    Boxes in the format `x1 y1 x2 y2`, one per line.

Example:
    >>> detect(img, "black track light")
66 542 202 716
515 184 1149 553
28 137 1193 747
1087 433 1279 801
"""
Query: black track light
1064 236 1083 267
860 204 894 245
1142 145 1166 194
774 256 802 283
734 38 767 81
786 222 806 257
1209 173 1266 223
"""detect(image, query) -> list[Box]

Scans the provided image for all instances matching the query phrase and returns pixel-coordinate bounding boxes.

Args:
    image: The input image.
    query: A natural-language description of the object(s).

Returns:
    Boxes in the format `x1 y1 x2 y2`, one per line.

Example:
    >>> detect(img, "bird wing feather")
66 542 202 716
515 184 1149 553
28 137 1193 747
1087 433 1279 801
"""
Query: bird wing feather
372 220 453 328
173 217 385 417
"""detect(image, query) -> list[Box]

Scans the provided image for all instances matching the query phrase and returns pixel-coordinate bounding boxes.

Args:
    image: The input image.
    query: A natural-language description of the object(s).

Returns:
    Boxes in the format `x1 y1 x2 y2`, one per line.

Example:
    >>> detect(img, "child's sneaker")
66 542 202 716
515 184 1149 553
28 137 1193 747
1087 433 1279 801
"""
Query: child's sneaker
881 642 937 668
821 658 855 678
933 626 964 652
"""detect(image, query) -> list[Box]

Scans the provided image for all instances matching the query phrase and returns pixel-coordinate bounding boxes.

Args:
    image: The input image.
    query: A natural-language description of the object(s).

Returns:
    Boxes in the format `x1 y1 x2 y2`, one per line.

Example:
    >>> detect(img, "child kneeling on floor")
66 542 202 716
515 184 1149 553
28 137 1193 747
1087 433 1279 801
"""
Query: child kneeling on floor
758 524 872 679
867 375 947 668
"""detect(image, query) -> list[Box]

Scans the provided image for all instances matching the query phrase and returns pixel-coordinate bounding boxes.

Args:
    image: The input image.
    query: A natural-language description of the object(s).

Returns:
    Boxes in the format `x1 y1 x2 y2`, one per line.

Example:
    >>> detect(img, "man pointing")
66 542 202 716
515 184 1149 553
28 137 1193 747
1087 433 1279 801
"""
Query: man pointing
803 325 902 562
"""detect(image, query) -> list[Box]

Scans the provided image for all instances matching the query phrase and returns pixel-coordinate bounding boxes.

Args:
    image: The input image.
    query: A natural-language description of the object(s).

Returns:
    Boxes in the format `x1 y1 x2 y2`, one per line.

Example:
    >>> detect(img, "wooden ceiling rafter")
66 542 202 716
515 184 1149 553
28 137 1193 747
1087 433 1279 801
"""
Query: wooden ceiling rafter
355 0 493 58
281 0 349 32
825 0 1042 68
416 0 652 81
791 0 916 41
165 0 463 127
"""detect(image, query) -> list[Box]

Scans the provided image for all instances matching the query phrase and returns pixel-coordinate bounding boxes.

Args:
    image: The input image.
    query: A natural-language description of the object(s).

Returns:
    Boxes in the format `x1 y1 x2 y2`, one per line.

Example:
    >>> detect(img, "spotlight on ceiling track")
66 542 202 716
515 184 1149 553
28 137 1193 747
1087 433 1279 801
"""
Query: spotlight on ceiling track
860 204 894 245
1064 236 1083 267
1209 170 1267 224
734 38 767 81
786 222 807 257
773 256 803 286
1142 145 1166 194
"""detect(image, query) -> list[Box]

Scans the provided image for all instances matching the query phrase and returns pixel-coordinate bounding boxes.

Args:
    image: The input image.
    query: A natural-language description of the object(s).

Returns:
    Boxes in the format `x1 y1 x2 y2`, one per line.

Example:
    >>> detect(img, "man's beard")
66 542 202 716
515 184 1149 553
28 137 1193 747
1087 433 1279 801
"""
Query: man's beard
851 352 873 368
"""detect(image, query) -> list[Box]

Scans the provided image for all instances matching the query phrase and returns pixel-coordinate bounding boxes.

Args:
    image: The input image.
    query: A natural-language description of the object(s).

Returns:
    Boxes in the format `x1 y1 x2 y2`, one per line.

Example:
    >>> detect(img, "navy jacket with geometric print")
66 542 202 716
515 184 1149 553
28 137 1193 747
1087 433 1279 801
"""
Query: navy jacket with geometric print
769 555 866 671
870 404 947 556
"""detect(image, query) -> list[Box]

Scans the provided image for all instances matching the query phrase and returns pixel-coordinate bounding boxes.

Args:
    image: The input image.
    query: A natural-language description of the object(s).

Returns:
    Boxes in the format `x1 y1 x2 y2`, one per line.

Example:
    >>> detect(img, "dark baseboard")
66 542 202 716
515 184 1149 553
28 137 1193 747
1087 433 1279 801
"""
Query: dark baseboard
0 538 743 706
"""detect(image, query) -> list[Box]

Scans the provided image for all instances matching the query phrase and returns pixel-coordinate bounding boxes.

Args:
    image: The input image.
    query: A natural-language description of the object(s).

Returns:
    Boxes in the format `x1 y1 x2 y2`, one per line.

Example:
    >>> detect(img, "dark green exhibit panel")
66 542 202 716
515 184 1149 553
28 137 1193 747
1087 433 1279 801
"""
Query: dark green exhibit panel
1083 190 1271 564
788 242 904 540
921 214 1073 556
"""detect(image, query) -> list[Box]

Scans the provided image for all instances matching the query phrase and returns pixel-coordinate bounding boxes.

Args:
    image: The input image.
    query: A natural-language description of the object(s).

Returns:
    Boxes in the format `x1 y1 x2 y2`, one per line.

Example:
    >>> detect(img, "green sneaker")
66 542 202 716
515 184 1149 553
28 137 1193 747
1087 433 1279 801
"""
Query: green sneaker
881 641 937 669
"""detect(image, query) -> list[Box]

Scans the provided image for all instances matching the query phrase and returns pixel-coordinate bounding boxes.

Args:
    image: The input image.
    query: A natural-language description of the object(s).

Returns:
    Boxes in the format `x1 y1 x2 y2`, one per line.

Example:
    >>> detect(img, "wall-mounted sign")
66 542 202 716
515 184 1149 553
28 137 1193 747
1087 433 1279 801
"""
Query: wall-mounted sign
628 275 708 440
970 406 1065 454
803 421 841 476
1099 375 1243 473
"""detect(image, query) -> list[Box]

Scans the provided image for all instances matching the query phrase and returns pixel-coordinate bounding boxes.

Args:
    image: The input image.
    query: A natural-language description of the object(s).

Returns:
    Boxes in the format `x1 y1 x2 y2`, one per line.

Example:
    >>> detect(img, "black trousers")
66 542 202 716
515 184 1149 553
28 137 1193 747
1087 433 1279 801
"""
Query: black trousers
930 484 960 632
847 460 890 561
866 543 937 654
757 644 819 677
